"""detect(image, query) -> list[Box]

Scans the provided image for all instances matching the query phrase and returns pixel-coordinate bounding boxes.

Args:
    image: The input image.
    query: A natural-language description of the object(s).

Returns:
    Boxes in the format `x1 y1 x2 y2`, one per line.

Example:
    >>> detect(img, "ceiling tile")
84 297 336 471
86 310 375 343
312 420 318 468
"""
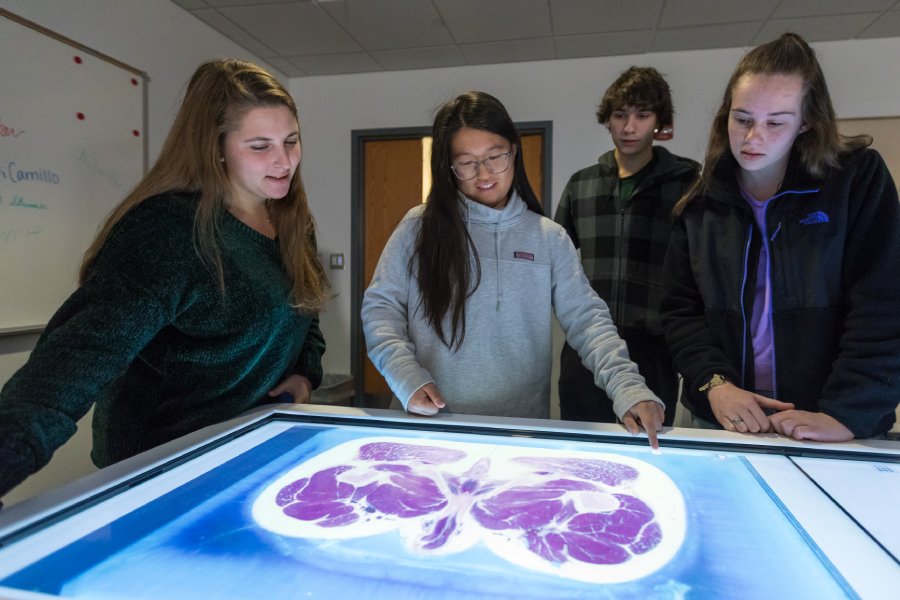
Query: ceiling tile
652 22 761 52
772 0 896 19
549 0 663 35
286 51 384 75
555 29 654 59
459 37 555 65
660 0 779 28
753 14 881 44
220 2 362 55
263 56 308 77
371 45 467 71
859 10 900 38
320 0 454 50
434 0 551 43
203 0 290 6
191 8 277 58
171 0 211 9
165 0 900 77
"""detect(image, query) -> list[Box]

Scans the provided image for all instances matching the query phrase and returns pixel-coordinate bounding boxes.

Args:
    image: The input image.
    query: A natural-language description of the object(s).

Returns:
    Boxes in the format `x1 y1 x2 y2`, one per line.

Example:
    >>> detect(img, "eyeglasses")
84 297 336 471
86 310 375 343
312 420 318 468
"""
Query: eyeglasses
450 151 513 180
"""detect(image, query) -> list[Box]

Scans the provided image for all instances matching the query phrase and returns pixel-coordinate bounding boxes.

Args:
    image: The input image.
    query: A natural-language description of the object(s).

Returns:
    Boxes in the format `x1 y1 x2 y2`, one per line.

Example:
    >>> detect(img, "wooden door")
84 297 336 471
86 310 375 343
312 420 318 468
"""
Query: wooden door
362 138 423 401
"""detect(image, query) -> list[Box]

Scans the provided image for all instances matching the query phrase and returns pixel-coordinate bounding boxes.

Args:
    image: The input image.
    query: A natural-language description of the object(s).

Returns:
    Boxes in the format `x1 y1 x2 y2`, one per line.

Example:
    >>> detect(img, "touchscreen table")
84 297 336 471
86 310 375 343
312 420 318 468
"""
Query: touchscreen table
0 411 897 599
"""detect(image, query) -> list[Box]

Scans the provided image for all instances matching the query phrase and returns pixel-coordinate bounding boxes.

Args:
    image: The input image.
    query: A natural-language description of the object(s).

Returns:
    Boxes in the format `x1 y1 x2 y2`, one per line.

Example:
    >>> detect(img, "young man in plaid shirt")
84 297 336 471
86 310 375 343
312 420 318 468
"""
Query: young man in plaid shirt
554 67 699 425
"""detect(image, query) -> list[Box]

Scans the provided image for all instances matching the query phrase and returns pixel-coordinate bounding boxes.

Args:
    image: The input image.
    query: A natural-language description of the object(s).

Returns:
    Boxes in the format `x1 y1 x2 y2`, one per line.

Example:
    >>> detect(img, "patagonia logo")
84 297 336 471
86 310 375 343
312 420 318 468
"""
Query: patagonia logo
513 251 535 261
799 211 830 225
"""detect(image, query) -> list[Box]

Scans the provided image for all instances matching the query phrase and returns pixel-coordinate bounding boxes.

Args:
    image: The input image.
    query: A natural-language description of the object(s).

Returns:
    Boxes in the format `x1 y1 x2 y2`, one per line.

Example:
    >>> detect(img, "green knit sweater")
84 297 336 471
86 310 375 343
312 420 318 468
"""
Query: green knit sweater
0 193 325 497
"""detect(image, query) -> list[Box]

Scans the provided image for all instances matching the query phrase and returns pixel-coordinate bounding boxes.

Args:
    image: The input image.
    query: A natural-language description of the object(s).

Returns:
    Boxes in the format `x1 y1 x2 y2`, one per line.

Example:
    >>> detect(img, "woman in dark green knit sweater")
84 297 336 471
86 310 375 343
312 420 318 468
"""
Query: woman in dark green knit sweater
0 59 329 499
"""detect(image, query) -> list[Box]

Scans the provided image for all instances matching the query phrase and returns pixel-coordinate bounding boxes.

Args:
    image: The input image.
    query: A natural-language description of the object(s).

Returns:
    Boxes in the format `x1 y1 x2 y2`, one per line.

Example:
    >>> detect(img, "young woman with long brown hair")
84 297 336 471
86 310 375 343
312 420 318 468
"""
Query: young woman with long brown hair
0 59 329 498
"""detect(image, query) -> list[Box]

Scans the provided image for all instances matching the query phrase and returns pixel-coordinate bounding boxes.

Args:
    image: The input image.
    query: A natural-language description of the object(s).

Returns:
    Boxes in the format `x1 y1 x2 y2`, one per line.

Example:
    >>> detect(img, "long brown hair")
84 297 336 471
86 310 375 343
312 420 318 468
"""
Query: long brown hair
414 91 542 350
674 33 871 216
79 59 328 311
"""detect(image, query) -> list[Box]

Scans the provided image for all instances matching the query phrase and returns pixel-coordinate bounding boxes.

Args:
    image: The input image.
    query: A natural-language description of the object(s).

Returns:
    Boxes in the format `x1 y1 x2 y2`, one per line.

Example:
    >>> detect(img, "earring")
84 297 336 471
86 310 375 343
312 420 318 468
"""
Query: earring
654 126 674 141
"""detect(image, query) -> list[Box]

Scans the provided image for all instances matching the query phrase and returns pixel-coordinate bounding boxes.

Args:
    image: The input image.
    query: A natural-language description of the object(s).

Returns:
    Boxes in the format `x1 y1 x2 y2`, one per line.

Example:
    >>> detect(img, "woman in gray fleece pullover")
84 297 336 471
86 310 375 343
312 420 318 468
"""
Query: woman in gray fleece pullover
362 91 664 446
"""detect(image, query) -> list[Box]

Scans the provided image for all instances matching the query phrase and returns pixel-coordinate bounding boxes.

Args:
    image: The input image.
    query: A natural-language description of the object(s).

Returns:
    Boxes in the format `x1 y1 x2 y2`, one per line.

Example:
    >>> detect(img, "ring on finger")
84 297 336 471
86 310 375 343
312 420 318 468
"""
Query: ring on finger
730 416 744 425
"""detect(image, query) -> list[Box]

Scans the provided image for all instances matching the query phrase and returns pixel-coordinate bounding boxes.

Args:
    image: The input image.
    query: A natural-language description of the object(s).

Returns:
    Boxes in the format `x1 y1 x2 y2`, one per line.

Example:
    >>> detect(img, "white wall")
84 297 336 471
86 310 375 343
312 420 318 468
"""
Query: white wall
1 0 899 505
0 0 279 506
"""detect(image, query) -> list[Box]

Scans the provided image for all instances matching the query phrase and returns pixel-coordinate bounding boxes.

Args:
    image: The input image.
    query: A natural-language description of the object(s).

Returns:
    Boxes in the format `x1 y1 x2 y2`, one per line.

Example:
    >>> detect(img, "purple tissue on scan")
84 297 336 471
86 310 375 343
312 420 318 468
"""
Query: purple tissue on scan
513 457 639 486
272 441 663 566
358 441 465 464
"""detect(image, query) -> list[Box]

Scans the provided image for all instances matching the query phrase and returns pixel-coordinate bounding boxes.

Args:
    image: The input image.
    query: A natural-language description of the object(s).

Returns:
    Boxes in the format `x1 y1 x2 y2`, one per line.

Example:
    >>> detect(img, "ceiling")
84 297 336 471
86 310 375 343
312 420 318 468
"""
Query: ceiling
171 0 900 77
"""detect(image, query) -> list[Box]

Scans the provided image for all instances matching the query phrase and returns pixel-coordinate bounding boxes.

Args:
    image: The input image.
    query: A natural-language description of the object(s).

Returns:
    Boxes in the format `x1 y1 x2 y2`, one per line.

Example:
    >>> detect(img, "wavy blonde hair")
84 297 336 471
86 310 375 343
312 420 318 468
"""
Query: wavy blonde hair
79 59 328 311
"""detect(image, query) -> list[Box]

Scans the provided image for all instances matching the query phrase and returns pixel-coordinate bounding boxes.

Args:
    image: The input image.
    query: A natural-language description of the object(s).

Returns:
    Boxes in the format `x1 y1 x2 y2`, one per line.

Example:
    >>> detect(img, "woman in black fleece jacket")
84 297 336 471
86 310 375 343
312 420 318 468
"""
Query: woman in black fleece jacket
662 33 900 441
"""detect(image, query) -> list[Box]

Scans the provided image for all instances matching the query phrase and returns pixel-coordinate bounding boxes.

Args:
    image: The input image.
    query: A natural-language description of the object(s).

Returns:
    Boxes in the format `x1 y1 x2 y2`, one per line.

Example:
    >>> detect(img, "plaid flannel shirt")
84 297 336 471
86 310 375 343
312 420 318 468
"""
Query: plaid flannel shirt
555 146 699 337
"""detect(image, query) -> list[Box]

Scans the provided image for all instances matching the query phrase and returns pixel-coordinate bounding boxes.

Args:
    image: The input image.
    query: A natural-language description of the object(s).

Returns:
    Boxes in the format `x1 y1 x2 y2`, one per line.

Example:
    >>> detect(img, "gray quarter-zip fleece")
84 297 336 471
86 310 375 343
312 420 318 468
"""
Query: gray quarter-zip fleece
362 192 661 419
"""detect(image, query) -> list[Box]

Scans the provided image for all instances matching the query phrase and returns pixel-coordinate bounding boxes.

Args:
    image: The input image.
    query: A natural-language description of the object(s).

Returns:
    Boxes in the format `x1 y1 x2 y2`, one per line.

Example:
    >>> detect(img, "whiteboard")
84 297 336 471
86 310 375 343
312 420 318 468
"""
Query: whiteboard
0 10 146 333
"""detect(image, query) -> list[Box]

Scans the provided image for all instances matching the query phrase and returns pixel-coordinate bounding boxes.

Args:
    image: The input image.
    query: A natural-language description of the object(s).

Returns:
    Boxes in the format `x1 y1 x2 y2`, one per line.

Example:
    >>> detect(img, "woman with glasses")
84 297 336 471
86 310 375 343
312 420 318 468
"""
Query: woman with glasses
362 91 664 447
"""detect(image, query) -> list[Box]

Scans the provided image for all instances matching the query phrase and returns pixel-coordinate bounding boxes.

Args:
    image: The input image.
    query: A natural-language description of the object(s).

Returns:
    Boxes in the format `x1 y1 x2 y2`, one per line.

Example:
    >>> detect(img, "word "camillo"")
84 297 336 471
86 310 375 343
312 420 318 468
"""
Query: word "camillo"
0 161 60 184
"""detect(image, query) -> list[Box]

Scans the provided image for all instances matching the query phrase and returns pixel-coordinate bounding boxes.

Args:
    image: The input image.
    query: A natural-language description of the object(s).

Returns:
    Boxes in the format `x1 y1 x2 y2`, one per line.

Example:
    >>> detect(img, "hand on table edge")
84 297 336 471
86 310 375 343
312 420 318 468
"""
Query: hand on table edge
406 382 446 416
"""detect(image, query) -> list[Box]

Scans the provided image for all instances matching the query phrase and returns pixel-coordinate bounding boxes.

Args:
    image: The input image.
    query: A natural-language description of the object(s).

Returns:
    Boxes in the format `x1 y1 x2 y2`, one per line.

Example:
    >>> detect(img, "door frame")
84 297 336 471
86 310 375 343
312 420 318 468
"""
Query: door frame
350 126 429 407
350 121 553 406
517 120 554 214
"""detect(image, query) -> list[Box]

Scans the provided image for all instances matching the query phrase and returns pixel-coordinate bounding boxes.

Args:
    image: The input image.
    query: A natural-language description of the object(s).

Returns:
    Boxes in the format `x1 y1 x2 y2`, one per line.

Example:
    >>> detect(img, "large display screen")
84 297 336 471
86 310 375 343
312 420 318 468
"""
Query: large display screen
0 414 897 599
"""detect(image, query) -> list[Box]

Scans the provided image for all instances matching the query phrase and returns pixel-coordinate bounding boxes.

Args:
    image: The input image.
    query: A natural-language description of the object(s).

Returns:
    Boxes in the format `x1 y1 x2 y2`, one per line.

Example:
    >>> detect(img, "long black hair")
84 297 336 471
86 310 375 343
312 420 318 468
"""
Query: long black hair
412 91 542 350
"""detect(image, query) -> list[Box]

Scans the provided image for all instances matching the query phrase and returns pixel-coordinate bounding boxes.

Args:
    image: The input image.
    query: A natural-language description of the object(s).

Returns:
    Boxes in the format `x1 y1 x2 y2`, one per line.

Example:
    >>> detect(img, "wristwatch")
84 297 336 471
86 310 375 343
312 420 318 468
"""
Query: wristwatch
698 374 728 395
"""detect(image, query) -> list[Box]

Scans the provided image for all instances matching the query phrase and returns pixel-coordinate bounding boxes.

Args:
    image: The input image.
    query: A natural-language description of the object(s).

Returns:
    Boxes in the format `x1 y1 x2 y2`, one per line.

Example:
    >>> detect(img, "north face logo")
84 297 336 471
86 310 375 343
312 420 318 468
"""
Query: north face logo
799 211 830 225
